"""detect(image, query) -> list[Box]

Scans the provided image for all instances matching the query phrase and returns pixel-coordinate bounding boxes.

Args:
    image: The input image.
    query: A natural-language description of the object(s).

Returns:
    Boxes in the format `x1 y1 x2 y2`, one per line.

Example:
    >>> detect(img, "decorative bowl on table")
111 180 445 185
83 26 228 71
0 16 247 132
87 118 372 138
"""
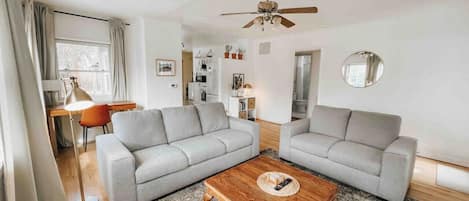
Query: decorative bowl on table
256 171 300 197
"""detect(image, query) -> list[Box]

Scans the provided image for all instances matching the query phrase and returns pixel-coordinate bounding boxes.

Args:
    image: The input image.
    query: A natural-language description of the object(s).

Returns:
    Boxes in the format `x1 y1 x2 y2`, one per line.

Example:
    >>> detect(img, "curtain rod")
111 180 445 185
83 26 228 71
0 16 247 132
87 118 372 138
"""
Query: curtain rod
53 10 130 26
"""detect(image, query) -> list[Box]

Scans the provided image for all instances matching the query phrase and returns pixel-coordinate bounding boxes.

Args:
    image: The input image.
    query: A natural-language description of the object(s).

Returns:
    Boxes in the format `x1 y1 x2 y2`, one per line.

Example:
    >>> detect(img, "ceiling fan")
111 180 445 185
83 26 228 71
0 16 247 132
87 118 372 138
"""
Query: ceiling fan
220 0 318 30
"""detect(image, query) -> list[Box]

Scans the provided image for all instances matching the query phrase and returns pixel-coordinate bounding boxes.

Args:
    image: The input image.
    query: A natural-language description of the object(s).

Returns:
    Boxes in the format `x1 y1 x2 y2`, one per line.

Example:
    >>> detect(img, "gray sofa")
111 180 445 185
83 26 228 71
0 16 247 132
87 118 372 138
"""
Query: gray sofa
96 103 259 201
280 105 417 201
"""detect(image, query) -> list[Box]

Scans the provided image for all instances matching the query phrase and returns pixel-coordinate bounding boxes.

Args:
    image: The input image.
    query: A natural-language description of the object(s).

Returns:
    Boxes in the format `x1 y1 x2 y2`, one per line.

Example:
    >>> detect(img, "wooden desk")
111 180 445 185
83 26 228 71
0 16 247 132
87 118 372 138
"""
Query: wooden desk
47 101 137 156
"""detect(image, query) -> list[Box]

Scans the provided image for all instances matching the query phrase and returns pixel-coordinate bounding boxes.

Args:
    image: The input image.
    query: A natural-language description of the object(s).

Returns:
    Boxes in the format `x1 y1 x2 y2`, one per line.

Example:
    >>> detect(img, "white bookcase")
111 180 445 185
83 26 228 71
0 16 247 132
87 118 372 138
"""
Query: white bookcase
228 96 256 121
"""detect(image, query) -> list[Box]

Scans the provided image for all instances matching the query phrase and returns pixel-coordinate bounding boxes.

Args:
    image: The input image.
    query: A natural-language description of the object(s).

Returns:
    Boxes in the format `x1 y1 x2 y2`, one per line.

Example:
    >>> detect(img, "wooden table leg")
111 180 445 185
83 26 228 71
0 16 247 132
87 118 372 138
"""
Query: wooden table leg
203 192 213 201
47 115 58 156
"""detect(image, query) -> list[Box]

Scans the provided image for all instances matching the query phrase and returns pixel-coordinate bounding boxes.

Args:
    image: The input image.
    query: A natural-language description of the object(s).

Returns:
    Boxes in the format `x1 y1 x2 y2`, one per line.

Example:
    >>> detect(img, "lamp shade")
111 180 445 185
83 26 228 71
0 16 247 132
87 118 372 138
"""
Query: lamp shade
64 77 94 111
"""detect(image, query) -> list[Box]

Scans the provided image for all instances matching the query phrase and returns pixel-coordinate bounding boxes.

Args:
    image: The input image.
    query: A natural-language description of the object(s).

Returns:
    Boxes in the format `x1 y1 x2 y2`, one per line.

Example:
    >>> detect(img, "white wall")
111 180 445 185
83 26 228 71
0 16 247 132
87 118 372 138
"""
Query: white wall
253 1 469 166
126 17 183 109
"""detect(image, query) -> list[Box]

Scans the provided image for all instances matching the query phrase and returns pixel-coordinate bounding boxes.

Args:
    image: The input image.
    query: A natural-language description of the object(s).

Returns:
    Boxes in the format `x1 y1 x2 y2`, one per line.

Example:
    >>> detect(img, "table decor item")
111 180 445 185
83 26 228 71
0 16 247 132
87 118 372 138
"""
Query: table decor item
257 171 300 197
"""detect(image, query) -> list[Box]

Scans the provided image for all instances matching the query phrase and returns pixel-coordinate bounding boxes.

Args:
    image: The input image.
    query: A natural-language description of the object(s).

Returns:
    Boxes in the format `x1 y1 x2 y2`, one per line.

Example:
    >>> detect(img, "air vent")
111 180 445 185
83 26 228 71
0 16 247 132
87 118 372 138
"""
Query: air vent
259 42 271 55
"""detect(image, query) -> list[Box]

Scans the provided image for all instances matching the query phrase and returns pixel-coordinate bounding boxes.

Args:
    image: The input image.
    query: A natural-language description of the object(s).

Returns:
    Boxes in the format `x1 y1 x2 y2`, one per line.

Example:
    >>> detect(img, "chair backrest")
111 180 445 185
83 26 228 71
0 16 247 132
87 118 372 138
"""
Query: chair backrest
80 104 111 127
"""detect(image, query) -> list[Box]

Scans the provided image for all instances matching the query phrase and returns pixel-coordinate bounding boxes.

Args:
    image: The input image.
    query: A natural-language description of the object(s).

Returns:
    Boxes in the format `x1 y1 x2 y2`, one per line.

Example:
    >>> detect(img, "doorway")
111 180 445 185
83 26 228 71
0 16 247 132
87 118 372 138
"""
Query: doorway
182 51 193 105
291 50 321 120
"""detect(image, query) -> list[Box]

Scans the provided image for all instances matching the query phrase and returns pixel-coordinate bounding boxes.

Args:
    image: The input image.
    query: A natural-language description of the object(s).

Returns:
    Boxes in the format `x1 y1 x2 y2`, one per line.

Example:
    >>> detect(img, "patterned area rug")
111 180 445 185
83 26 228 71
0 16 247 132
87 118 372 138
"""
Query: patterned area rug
158 149 415 201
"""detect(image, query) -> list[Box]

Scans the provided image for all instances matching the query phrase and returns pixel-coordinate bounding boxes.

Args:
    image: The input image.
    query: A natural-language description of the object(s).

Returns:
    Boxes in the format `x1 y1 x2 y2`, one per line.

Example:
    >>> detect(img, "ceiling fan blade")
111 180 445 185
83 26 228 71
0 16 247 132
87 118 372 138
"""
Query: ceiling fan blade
278 7 318 14
221 11 259 16
280 16 295 28
242 19 255 28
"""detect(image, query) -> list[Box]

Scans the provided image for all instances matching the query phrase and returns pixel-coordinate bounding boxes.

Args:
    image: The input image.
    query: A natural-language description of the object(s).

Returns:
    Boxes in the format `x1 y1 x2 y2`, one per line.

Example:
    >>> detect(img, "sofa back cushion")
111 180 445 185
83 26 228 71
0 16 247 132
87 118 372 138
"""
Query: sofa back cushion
161 105 203 142
195 102 229 133
345 111 401 150
309 105 352 139
112 109 167 151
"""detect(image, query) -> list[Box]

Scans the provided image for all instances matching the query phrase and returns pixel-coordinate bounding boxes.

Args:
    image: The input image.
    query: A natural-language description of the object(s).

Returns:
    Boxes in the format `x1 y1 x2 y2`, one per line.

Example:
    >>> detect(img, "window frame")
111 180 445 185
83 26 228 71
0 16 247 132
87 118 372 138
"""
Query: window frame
55 38 112 101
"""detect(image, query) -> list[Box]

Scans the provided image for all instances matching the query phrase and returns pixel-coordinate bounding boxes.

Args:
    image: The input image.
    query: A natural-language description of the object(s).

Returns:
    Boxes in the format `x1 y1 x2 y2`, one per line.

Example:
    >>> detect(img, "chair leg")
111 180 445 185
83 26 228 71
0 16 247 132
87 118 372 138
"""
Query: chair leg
82 126 86 151
102 125 106 134
105 124 109 134
84 127 88 152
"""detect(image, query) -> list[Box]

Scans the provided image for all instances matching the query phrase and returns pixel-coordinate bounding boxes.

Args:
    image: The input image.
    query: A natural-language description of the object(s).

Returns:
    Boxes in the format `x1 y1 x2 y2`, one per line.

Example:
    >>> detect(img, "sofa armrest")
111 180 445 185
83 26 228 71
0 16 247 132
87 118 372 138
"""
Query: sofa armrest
96 134 137 201
229 117 260 157
378 136 417 201
279 119 310 160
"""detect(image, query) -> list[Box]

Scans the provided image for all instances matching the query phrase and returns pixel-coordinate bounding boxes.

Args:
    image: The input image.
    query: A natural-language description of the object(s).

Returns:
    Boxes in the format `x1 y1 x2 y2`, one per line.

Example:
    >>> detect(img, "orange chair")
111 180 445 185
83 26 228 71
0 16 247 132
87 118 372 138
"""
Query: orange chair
79 104 111 151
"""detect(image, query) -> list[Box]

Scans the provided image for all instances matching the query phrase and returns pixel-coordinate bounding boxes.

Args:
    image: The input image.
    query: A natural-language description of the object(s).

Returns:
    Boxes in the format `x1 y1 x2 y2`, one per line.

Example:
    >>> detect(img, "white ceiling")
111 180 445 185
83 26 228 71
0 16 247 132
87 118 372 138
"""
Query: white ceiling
39 0 427 38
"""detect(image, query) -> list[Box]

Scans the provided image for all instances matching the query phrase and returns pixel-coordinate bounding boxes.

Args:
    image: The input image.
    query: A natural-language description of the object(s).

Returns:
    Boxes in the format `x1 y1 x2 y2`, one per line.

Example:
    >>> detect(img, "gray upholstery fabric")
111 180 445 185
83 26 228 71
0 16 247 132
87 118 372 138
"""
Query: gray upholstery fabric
279 118 310 160
291 133 341 158
112 109 167 151
328 141 383 176
161 105 203 142
208 129 253 152
228 117 260 157
379 137 417 201
171 136 226 165
309 105 351 139
195 102 229 133
290 148 380 195
136 146 252 201
133 145 188 184
96 135 137 201
346 111 401 150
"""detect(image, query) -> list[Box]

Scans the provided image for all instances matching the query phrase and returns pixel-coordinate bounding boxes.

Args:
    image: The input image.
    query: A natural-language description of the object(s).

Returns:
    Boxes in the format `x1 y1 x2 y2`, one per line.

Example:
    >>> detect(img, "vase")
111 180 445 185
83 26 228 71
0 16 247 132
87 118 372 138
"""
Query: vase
224 52 229 59
231 53 237 59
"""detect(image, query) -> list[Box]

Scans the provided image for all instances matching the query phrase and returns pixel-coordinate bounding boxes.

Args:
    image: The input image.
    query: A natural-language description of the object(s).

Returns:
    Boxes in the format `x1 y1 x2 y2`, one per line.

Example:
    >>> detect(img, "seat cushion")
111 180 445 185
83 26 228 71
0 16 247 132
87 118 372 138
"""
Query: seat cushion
290 133 341 158
207 129 253 152
309 105 351 139
195 102 229 134
346 111 401 150
328 141 383 176
133 144 188 184
112 109 167 151
161 105 203 143
171 136 226 165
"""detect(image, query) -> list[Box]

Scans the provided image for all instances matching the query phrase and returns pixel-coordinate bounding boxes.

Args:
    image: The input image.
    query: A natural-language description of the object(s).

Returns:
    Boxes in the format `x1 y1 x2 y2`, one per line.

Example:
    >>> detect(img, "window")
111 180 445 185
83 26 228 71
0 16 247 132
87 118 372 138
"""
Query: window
56 40 111 100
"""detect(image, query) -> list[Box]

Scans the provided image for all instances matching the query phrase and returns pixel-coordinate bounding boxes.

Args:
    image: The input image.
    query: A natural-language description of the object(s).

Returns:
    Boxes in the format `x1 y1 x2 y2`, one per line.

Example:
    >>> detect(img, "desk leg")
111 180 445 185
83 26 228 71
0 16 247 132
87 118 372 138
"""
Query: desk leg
47 116 59 157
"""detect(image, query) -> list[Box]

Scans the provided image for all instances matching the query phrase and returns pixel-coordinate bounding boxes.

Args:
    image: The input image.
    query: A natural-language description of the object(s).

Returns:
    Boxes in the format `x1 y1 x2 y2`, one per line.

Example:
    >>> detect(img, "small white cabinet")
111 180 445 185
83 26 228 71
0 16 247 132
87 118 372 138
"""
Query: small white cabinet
228 96 256 121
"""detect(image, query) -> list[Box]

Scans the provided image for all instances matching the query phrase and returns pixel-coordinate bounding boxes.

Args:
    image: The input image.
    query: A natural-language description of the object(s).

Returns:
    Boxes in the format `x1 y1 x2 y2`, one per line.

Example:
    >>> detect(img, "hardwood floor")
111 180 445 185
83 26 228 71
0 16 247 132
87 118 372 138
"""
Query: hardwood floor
57 120 469 201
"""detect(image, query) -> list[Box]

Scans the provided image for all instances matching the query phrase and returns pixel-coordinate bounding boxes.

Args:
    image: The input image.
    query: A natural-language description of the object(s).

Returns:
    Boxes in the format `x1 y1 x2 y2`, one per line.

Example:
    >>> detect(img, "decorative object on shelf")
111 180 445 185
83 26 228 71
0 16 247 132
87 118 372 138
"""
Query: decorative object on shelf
232 73 245 96
342 51 384 88
231 52 237 59
220 0 318 31
156 59 176 76
207 49 213 58
237 48 245 60
257 172 300 197
64 77 100 201
225 45 232 58
242 83 253 96
196 50 202 58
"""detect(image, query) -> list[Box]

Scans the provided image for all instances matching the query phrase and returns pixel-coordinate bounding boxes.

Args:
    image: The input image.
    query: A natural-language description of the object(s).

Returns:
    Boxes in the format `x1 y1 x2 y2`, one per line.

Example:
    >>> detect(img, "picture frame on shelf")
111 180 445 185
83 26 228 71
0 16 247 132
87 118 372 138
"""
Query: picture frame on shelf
155 59 176 76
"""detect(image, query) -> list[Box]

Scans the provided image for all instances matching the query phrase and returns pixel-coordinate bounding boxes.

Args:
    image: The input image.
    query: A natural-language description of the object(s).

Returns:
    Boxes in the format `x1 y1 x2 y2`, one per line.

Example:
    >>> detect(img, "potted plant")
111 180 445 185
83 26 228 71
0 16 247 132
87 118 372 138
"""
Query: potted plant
231 51 237 59
237 48 245 60
224 45 232 59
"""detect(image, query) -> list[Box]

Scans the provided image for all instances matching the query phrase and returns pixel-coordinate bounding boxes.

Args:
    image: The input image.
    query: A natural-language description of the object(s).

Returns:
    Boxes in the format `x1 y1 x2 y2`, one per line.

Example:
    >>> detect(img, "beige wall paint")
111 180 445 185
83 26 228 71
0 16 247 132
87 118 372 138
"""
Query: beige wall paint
182 51 193 103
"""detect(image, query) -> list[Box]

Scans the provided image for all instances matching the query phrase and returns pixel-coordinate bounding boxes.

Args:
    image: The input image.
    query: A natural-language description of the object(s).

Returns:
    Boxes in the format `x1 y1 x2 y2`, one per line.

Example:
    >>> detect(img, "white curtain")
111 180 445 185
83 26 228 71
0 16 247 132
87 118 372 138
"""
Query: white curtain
109 18 128 101
0 0 66 200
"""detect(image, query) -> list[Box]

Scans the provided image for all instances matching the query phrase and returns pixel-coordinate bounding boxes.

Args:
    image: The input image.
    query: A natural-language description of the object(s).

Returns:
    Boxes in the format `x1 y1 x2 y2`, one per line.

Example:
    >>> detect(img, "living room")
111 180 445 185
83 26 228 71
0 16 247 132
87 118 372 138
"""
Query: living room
0 0 468 201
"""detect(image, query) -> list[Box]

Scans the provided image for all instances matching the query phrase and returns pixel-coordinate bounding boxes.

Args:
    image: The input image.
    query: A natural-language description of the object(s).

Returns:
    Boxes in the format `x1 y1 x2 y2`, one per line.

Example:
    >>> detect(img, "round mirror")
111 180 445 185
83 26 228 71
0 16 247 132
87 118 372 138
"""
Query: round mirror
342 51 384 88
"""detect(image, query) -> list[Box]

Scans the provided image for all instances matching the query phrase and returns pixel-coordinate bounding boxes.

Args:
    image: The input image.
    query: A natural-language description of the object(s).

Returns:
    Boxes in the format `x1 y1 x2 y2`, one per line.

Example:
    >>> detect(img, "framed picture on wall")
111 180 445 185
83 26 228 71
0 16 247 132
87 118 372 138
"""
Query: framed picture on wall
155 59 176 76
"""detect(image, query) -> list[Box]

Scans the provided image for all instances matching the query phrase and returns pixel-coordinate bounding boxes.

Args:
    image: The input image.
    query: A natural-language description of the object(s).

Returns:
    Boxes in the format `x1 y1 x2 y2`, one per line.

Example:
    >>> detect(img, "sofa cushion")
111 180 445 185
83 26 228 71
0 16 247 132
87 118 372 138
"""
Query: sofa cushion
290 133 342 158
195 103 229 134
133 144 188 184
161 105 203 143
171 136 226 165
309 105 351 139
345 111 401 150
112 109 167 151
328 141 383 176
207 129 253 152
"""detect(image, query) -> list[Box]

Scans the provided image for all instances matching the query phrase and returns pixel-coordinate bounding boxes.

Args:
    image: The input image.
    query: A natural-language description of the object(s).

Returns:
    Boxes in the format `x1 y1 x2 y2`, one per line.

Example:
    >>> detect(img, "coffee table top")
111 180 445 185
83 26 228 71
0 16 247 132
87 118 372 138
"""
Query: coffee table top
204 156 337 201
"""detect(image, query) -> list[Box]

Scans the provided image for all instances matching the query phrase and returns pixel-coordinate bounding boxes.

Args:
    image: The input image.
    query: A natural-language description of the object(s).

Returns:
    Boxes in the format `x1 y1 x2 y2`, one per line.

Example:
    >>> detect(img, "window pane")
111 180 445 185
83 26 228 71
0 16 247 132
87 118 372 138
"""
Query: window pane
56 40 111 100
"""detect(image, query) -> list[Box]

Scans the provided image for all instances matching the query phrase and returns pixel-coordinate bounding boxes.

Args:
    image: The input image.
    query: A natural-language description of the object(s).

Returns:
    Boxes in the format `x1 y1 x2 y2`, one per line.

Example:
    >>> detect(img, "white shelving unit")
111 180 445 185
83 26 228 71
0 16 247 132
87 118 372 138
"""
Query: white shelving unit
228 96 256 121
